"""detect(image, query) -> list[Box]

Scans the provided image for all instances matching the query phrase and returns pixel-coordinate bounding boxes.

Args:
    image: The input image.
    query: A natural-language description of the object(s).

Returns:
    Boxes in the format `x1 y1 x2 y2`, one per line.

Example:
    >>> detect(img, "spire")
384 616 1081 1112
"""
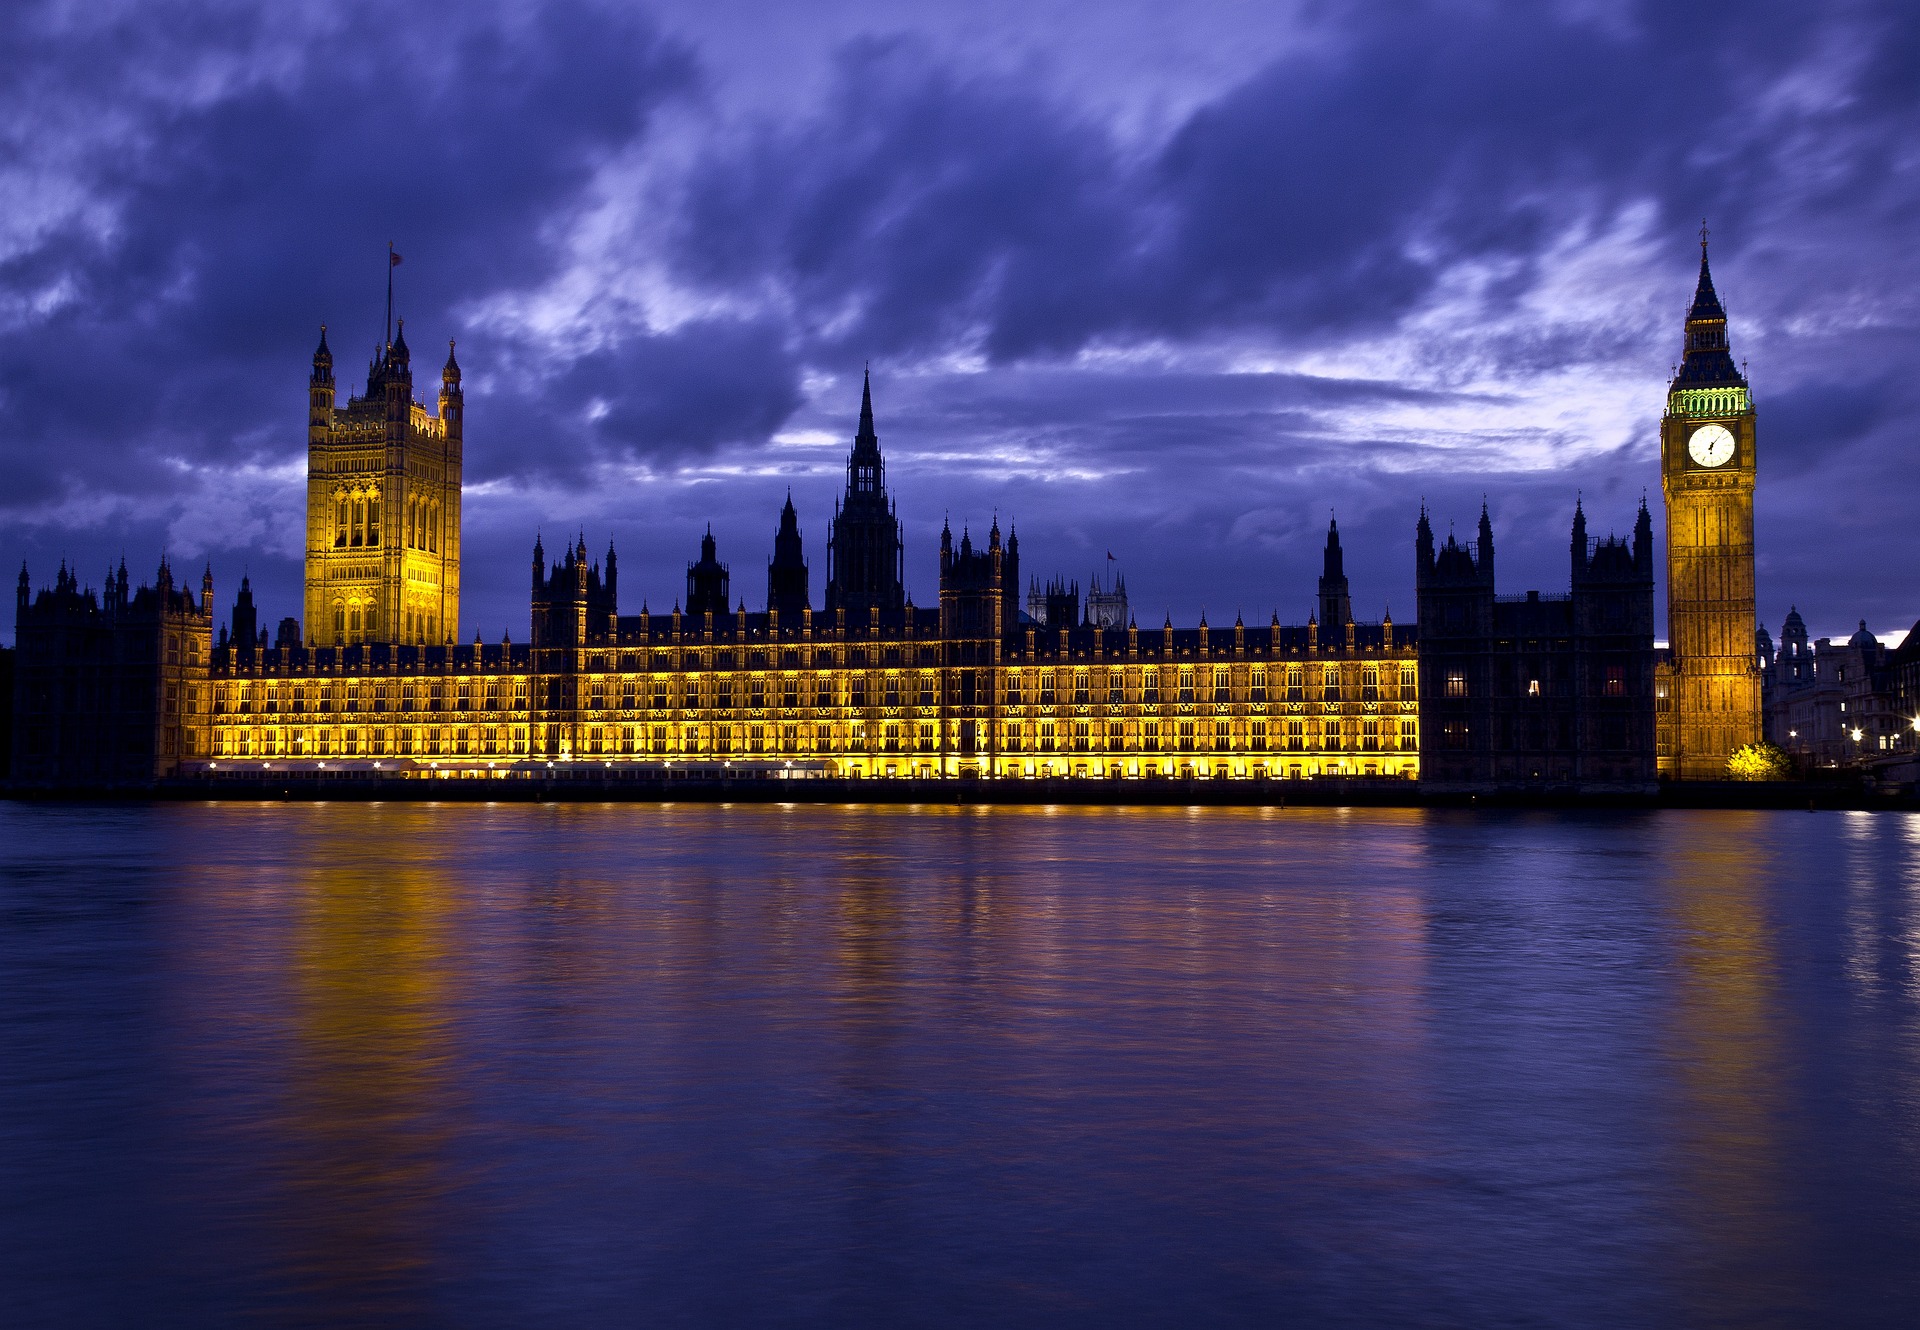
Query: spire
1688 221 1726 324
391 316 410 366
1674 224 1744 390
1318 511 1351 628
443 338 460 386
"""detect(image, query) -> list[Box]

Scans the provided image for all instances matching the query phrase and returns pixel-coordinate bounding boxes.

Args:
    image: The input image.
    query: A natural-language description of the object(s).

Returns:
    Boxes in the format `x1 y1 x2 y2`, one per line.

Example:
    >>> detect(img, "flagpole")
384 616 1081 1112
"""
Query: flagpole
386 242 394 350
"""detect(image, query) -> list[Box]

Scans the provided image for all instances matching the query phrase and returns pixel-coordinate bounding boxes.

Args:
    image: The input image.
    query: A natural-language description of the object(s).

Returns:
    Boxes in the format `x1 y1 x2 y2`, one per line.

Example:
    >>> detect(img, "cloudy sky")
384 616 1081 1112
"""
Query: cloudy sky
3 0 1915 643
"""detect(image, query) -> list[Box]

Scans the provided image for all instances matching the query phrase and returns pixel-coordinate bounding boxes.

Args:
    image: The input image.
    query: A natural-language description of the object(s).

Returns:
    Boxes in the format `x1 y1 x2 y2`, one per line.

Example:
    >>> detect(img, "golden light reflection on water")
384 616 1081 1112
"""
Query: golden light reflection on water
74 801 1916 1323
281 808 463 1317
1656 812 1802 1325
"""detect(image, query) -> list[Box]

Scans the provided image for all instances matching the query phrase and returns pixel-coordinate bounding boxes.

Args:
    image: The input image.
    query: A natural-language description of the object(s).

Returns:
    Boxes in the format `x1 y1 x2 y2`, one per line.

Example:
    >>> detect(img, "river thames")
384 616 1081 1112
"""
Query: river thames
3 801 1917 1327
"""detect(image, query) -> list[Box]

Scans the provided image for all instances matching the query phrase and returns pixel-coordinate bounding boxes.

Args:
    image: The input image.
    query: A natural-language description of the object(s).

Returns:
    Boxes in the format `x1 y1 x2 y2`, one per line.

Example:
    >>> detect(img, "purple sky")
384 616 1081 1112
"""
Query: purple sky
3 0 1915 645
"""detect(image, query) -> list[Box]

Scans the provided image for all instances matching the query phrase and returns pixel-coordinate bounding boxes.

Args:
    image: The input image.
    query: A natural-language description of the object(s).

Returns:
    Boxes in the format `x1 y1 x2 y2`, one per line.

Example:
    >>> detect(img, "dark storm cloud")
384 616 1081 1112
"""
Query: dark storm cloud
3 0 1918 638
535 319 803 474
0 0 705 506
666 2 1917 364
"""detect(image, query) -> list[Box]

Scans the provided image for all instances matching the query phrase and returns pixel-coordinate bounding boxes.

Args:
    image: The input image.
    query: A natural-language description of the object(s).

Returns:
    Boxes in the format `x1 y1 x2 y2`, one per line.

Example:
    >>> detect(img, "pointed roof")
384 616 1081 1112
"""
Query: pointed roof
1674 230 1745 389
1687 243 1727 324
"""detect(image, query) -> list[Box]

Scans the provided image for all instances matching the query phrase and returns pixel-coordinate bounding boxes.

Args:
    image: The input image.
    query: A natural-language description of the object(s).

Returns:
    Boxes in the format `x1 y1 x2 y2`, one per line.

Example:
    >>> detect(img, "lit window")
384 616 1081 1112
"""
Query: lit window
1446 671 1467 698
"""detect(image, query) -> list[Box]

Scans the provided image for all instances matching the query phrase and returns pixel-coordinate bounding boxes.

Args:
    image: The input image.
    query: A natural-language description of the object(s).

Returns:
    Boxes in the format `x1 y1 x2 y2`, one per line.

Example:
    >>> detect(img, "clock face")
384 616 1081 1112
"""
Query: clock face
1688 423 1736 468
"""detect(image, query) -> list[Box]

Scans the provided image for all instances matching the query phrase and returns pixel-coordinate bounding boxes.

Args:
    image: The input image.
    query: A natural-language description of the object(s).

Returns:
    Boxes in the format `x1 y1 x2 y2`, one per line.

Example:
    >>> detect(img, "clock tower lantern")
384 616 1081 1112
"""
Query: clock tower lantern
1660 229 1761 778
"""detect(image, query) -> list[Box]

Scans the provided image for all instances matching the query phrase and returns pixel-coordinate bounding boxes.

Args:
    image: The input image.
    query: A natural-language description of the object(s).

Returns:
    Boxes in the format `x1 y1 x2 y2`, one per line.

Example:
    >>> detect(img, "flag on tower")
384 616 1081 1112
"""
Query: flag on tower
390 248 403 267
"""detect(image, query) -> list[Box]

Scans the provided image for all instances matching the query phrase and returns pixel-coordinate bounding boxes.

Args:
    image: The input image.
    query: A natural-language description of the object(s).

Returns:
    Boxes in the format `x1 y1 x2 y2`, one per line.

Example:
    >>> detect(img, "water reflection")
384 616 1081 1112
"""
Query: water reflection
1655 813 1797 1326
2 803 1918 1328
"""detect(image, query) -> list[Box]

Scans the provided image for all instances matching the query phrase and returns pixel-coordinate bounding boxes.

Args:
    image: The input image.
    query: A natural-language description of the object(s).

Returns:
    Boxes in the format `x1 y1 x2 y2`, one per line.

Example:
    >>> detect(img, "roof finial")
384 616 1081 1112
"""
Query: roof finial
1700 218 1710 256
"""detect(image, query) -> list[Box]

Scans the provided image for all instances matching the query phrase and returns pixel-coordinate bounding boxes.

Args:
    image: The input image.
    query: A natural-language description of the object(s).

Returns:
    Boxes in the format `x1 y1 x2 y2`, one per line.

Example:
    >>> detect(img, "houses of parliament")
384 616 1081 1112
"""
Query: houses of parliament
8 245 1769 792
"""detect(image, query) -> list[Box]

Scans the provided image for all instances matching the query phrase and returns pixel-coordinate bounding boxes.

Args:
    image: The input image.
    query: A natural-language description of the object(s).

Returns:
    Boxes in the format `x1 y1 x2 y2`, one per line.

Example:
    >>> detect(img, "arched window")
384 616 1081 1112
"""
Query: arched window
333 602 345 635
349 604 362 636
405 501 415 549
364 605 379 636
428 503 439 553
334 498 348 547
367 498 381 545
351 498 365 546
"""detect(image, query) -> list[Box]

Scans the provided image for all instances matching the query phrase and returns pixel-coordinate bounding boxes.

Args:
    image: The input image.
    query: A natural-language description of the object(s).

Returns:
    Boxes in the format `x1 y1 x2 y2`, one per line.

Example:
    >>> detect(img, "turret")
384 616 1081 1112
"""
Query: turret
15 562 27 620
230 575 259 665
201 564 215 616
687 526 731 617
766 493 809 619
1571 498 1588 582
1477 502 1495 581
572 533 590 646
1415 505 1435 585
309 325 335 434
1001 523 1021 638
439 339 463 447
389 318 412 375
1633 498 1653 577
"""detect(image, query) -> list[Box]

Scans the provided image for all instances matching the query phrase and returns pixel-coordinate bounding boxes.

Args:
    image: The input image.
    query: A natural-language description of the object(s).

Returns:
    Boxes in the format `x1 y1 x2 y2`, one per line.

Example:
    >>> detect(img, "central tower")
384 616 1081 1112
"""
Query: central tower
303 320 464 647
825 370 905 615
1660 231 1760 777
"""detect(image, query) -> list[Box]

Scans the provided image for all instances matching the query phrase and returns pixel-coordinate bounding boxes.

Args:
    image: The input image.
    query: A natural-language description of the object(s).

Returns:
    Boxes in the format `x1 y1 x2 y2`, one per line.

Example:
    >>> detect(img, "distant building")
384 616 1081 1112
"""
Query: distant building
1085 570 1128 629
1761 615 1917 774
1026 576 1080 629
1416 500 1658 793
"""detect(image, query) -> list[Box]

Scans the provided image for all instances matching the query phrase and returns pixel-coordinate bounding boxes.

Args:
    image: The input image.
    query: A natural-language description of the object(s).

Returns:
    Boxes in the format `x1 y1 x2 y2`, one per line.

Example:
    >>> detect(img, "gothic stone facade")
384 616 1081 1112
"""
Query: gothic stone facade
192 381 1419 782
1416 501 1658 794
1658 238 1763 778
10 560 214 785
13 249 1787 792
304 322 463 649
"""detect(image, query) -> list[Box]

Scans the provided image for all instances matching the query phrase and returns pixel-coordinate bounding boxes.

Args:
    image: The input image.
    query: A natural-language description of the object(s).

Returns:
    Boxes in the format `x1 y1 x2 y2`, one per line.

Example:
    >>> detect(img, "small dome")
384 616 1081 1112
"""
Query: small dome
1849 620 1878 649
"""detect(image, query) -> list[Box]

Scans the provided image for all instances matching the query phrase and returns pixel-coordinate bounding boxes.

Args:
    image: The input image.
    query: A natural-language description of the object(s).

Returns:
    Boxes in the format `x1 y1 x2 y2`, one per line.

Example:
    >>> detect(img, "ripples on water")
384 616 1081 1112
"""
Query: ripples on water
2 802 1919 1327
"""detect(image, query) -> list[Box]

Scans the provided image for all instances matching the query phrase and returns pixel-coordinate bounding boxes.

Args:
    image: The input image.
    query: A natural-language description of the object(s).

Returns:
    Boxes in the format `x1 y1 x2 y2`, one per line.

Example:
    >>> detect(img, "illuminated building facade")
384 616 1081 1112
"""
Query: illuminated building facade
183 377 1419 782
14 254 1808 792
1657 234 1762 778
304 320 463 649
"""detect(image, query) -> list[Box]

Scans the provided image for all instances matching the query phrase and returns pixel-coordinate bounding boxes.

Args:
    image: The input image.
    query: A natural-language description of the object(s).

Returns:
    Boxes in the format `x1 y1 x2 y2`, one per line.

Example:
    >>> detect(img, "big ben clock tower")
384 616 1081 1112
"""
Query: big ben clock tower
1661 227 1761 778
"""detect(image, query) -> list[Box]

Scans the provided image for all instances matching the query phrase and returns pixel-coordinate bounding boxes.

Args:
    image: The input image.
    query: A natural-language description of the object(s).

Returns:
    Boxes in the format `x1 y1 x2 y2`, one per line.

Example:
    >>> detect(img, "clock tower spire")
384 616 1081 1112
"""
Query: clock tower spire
1659 225 1761 778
